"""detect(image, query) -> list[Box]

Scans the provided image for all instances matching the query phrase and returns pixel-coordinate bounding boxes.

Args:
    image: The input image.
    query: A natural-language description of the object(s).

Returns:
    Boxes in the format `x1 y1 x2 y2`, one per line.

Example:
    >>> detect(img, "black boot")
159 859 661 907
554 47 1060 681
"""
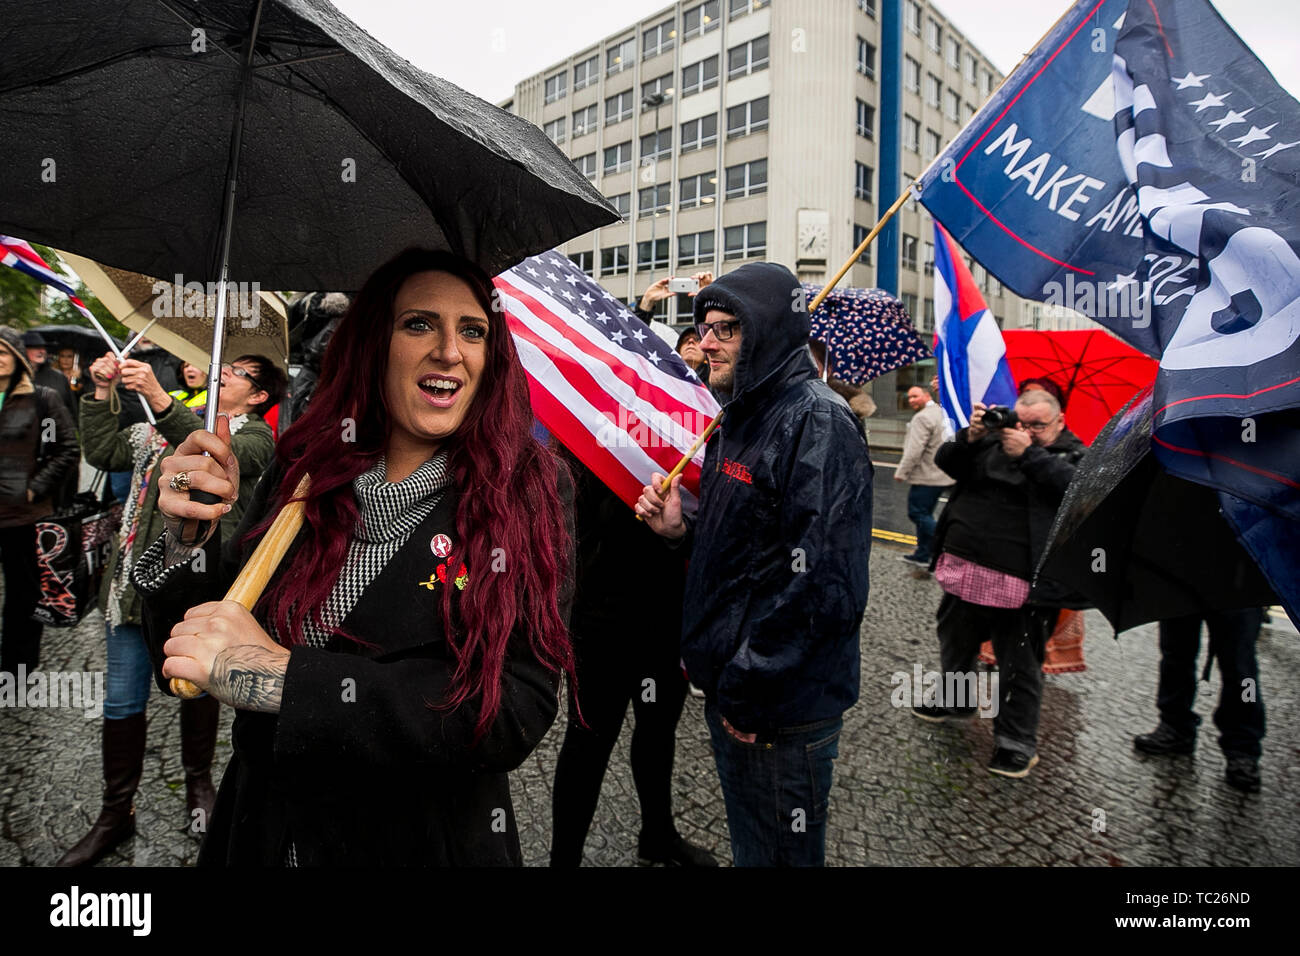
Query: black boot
56 712 147 866
181 695 220 836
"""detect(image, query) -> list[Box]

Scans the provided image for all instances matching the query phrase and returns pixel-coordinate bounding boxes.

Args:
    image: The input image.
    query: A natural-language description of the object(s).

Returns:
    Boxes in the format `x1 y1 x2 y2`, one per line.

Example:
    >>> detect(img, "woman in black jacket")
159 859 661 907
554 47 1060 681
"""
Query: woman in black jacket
0 326 79 673
132 250 576 865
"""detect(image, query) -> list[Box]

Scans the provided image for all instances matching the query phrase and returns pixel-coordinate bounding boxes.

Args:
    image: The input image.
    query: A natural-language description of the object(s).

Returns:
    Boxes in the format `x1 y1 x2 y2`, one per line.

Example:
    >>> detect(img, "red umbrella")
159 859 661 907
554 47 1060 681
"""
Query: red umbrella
1002 329 1157 445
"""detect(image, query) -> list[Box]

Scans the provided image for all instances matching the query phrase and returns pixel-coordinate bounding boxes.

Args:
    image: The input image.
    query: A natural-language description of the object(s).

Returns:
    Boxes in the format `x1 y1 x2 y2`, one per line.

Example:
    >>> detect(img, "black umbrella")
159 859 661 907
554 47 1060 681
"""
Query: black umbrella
1038 386 1275 633
29 324 125 358
0 0 617 430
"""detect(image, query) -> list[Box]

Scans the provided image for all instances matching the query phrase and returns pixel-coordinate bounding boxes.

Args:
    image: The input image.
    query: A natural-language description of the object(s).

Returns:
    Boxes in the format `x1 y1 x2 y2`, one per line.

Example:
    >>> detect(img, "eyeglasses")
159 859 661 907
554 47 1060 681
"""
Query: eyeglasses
222 364 264 391
696 319 739 342
1021 416 1059 433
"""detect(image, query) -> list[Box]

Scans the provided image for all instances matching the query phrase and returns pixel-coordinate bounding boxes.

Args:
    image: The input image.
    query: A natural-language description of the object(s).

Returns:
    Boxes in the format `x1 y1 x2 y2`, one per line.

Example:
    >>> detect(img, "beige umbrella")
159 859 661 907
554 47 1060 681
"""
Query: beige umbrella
57 251 288 372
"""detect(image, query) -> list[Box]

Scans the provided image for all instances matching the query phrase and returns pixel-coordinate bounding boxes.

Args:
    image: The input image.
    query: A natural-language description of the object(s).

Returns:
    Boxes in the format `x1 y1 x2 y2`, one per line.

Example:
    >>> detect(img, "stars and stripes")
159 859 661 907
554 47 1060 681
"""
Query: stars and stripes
496 252 720 508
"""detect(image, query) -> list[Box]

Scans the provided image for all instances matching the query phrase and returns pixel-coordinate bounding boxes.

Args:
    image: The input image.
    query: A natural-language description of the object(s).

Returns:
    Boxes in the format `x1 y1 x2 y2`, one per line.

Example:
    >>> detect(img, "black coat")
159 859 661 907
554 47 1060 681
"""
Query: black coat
679 264 874 735
0 374 80 529
136 462 573 866
932 426 1087 607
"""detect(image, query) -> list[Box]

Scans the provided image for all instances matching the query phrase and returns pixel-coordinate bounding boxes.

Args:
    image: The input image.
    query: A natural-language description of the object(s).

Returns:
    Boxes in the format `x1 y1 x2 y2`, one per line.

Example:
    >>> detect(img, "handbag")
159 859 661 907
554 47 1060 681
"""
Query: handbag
31 471 124 627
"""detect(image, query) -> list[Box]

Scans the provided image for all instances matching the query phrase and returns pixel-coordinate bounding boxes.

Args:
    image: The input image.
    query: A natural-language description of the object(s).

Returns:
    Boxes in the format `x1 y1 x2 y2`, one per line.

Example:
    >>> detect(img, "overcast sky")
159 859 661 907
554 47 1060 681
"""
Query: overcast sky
330 0 1300 105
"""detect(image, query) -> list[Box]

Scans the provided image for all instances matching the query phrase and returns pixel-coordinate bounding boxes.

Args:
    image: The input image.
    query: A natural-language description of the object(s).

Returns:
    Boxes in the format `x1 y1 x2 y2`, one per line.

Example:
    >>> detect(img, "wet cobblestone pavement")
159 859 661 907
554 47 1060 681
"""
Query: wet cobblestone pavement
2 544 1296 867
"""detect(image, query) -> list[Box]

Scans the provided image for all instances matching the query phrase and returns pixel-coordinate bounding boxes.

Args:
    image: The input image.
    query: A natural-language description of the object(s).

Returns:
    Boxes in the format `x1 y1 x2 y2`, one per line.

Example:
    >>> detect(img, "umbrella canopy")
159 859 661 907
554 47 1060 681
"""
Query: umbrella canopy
29 324 125 358
60 251 290 373
1002 329 1158 445
0 0 617 290
1039 386 1275 633
803 284 930 386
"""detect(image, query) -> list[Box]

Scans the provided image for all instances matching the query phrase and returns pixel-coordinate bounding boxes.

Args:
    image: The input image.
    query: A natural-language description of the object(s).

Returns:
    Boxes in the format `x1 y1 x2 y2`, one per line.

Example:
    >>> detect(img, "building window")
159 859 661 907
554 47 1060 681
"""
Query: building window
902 292 918 319
944 88 960 122
680 114 718 152
904 115 920 153
682 55 719 96
678 230 716 267
981 69 994 97
945 36 960 69
607 37 636 76
925 17 941 53
854 162 873 202
574 55 599 90
727 35 769 79
856 99 875 139
605 90 634 124
857 0 876 17
925 128 942 161
602 245 629 276
922 297 935 332
607 192 631 219
857 37 876 79
683 0 720 38
965 53 978 86
544 72 566 105
724 221 766 260
725 158 767 199
604 141 632 174
543 117 565 144
904 56 920 93
679 173 717 209
640 128 672 161
905 0 921 35
577 153 598 180
569 250 594 275
728 0 769 21
643 19 676 59
642 73 674 104
964 102 976 123
726 96 769 139
902 234 918 271
853 224 873 264
923 241 935 275
637 237 670 270
925 73 941 108
573 104 598 137
638 183 671 218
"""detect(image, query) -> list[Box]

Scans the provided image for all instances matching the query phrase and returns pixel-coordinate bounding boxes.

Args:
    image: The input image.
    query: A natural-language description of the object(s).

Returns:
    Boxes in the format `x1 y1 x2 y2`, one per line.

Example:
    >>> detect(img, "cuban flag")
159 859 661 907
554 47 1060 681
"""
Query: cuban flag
932 223 1018 433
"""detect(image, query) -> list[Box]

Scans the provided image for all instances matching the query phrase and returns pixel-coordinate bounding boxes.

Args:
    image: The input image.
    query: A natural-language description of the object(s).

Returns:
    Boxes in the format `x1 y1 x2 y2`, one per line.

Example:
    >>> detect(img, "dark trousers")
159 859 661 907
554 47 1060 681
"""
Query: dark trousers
1156 608 1266 758
0 523 45 673
906 485 945 561
936 592 1056 756
550 618 689 865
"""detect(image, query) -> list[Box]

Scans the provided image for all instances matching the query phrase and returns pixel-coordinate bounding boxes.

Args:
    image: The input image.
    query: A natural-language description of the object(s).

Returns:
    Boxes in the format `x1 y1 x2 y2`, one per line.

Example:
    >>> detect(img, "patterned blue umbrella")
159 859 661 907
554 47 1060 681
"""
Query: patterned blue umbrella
804 283 931 386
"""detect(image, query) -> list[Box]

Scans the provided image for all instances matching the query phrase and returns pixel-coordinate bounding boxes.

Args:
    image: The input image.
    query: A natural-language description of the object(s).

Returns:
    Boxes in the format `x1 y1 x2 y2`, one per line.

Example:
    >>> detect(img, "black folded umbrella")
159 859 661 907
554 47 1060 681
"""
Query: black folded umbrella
1038 387 1275 633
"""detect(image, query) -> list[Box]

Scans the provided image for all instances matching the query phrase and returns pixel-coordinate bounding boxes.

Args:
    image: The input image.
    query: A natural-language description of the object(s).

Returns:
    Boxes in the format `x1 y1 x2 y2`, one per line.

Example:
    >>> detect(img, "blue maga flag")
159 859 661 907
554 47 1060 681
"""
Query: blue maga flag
919 0 1300 623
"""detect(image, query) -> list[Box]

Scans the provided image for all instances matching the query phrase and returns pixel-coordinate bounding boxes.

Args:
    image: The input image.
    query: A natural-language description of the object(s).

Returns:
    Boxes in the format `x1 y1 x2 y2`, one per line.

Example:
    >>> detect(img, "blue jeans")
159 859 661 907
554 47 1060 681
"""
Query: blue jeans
906 485 945 561
104 622 153 719
704 701 842 867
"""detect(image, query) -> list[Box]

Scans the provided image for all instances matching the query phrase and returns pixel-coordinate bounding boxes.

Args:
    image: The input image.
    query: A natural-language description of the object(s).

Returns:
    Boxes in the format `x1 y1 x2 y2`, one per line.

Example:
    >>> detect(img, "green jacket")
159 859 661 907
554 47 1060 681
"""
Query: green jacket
80 395 274 626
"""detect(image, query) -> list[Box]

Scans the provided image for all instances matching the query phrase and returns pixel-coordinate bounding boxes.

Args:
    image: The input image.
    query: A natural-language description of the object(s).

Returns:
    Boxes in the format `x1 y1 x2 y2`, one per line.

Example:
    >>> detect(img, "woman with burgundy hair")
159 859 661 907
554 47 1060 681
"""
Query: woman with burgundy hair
131 248 576 866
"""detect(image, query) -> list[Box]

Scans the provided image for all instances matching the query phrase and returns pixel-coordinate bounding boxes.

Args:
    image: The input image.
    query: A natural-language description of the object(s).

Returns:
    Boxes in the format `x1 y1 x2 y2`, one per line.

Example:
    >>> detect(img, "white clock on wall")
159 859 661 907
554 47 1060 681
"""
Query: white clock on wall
797 209 830 264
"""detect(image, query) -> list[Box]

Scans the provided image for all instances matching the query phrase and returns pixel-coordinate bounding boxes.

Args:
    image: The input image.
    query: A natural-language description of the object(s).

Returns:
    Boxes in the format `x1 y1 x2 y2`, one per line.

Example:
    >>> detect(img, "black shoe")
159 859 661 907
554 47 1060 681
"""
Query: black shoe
988 748 1039 778
899 553 928 567
1224 754 1261 793
1133 722 1196 756
637 832 718 867
910 704 976 723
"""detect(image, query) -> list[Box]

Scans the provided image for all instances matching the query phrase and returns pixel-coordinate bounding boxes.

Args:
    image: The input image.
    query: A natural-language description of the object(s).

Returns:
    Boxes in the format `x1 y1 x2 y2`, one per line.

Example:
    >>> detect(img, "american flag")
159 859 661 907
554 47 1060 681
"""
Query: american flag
496 251 720 508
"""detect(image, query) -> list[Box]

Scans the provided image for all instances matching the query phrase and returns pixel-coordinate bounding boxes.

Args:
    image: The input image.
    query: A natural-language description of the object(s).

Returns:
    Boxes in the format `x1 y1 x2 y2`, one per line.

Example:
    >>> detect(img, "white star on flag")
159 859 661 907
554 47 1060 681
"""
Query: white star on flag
560 289 575 302
545 271 558 282
1257 140 1300 159
1173 71 1210 90
1108 270 1137 293
647 352 661 365
1188 90 1229 112
1209 108 1253 131
1230 123 1276 148
580 292 595 304
631 327 647 342
563 273 578 286
610 329 626 344
525 265 539 277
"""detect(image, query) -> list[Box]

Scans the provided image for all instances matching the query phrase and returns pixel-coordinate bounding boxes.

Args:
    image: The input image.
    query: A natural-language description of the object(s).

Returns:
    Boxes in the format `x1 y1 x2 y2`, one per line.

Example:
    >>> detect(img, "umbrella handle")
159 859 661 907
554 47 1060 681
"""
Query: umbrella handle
169 476 312 700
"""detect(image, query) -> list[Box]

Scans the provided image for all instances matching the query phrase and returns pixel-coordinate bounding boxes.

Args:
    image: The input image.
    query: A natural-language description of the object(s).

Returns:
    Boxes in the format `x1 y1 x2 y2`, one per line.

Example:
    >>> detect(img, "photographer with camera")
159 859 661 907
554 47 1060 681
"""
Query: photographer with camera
913 390 1085 778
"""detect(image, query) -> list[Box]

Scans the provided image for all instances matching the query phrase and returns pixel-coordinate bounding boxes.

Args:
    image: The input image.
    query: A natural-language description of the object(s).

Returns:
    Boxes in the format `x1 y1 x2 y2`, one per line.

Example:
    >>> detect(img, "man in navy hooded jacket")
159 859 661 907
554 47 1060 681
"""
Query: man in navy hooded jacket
637 262 873 866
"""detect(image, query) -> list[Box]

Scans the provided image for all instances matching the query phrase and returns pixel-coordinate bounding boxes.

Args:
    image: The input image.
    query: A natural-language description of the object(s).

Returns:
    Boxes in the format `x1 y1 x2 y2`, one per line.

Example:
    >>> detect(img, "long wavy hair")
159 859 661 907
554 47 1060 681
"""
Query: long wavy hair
254 248 574 741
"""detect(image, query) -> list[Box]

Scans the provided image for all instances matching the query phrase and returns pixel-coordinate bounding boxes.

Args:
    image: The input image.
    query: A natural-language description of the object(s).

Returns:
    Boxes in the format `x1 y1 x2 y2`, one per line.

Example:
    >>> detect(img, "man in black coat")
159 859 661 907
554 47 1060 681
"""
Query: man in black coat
917 390 1086 778
637 263 873 866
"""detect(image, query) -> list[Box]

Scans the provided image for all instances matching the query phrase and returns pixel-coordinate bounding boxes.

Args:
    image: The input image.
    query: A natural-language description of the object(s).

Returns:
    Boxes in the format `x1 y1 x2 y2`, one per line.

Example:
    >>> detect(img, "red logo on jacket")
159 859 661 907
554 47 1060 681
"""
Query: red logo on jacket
720 458 753 485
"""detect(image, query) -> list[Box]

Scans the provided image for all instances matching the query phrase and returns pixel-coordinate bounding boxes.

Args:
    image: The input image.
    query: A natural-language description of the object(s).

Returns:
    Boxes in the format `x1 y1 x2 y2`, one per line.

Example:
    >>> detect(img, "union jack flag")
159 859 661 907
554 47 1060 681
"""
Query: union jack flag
496 252 720 508
0 235 99 325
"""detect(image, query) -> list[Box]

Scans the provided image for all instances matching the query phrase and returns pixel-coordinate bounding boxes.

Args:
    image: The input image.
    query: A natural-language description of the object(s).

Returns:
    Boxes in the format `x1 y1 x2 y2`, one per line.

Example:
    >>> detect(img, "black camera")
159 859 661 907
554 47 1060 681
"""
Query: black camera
981 405 1019 429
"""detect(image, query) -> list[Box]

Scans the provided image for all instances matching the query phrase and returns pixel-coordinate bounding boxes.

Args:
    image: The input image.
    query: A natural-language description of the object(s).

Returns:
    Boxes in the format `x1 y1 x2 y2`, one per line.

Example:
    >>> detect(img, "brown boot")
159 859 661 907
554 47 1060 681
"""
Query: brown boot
56 712 147 867
181 695 219 836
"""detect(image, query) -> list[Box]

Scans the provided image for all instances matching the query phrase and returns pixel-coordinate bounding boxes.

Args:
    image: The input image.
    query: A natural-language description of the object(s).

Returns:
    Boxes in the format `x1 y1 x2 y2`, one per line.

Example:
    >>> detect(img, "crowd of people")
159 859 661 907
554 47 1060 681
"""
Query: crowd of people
0 247 1273 869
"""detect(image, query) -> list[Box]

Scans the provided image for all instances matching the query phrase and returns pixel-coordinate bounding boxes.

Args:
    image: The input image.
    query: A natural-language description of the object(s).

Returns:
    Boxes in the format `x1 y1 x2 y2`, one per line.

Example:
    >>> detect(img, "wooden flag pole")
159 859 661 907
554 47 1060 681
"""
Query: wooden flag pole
810 185 915 314
170 475 312 699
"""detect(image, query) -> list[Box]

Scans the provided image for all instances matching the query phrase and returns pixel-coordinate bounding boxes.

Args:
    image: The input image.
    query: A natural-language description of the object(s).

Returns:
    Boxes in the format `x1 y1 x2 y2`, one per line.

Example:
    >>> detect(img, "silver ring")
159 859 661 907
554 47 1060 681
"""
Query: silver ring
169 471 191 492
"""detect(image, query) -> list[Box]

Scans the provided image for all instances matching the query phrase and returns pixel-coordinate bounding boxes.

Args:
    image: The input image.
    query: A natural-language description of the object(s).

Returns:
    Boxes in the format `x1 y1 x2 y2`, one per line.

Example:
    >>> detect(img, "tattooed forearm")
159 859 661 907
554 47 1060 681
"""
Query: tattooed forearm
209 646 288 713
